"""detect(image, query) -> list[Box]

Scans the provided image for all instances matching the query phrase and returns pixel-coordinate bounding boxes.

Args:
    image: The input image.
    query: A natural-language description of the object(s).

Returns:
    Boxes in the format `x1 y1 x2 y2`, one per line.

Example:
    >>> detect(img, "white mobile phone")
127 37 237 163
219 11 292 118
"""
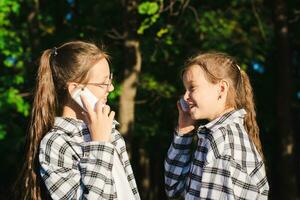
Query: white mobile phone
179 97 189 112
71 87 99 111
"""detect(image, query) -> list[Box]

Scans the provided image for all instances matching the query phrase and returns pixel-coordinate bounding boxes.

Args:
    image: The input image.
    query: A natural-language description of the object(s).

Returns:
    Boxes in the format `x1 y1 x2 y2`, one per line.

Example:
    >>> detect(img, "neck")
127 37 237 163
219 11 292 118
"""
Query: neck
209 107 235 121
61 100 85 122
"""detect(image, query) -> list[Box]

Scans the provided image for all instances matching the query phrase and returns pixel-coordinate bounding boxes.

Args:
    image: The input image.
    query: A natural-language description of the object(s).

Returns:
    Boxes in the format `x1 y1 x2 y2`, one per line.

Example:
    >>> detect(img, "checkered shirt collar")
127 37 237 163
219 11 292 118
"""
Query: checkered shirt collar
197 108 247 134
54 117 119 134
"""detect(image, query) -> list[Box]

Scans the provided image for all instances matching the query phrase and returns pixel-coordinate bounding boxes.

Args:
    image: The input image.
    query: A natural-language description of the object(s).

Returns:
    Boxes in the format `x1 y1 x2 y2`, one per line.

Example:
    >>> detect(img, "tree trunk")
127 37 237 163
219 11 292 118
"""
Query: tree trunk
273 0 298 199
118 0 151 198
119 40 141 136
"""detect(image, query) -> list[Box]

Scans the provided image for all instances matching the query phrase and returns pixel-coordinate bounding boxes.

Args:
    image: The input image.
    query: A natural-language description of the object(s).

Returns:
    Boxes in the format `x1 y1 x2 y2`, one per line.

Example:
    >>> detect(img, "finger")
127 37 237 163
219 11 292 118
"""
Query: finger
95 100 104 114
109 111 115 121
81 111 90 123
102 105 111 115
177 101 183 113
80 95 95 119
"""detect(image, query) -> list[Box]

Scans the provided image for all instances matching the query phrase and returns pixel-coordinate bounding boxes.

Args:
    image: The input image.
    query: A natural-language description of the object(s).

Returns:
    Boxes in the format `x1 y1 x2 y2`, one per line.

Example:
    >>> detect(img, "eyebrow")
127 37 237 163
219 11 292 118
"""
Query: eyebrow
104 73 112 78
184 80 195 84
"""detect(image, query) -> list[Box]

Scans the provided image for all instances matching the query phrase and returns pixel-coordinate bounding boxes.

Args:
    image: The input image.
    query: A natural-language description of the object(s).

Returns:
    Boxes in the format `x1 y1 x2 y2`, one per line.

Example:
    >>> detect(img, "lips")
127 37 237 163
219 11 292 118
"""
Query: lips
188 103 195 109
99 96 107 104
102 98 107 104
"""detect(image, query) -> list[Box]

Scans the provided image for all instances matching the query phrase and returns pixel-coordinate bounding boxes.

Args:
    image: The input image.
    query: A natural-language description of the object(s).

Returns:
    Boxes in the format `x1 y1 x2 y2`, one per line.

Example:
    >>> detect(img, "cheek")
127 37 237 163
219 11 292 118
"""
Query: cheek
189 90 205 104
96 91 106 100
190 90 216 109
89 88 106 99
188 92 197 103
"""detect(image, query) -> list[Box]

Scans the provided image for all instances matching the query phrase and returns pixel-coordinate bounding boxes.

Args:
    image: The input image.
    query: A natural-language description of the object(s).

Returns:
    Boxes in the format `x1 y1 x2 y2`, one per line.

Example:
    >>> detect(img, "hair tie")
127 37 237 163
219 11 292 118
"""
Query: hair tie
51 47 58 56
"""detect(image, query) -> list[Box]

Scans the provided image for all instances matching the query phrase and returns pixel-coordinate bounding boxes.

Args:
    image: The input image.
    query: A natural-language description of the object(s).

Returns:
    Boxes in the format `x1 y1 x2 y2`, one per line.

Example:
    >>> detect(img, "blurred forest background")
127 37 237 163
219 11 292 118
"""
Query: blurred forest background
0 0 299 199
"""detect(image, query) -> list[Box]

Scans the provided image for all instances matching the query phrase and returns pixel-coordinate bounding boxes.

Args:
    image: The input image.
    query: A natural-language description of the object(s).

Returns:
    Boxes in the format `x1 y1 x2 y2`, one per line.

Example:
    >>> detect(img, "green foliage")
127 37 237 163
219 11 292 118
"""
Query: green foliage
108 83 121 100
137 1 160 34
140 74 176 98
156 27 169 38
4 88 30 116
0 0 29 141
0 0 20 25
0 0 298 199
138 2 159 15
137 14 160 35
0 124 7 140
198 11 237 44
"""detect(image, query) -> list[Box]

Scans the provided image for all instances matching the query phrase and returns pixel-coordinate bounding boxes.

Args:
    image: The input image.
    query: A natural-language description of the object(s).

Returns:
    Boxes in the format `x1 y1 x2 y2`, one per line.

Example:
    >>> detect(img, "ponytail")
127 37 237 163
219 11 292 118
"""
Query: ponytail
21 49 57 200
13 41 108 199
240 70 264 159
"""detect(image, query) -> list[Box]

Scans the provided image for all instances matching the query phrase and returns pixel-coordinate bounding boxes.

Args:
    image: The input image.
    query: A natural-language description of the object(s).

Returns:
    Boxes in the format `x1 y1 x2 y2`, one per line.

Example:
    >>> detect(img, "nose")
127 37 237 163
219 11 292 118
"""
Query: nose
108 83 114 92
183 90 189 101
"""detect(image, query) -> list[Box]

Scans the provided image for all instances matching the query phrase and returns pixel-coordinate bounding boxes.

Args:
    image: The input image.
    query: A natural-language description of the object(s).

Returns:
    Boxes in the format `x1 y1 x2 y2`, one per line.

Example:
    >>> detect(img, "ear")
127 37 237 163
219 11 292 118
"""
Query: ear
218 79 230 99
66 82 79 96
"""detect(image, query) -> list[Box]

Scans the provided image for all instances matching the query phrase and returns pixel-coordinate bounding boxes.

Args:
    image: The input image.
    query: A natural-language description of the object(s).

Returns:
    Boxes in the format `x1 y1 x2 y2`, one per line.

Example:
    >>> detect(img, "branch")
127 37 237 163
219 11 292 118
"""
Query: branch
251 0 266 40
106 29 127 40
188 5 200 24
19 92 32 97
288 10 300 24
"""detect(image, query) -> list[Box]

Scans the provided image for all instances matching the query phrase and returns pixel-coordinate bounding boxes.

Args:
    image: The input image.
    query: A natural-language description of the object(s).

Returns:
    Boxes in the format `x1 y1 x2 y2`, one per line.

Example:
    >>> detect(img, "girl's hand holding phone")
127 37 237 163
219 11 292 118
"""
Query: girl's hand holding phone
177 98 195 134
80 95 115 142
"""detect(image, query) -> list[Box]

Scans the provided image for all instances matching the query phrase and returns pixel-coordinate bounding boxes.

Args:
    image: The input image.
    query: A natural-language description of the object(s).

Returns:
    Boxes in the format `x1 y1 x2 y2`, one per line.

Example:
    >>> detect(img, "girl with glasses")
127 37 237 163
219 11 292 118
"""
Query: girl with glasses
20 41 140 200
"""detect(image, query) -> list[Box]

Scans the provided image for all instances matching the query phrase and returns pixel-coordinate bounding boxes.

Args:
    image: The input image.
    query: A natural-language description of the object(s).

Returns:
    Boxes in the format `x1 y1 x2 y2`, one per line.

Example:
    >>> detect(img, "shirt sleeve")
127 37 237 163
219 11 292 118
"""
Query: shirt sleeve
39 132 115 200
248 161 269 199
164 131 194 198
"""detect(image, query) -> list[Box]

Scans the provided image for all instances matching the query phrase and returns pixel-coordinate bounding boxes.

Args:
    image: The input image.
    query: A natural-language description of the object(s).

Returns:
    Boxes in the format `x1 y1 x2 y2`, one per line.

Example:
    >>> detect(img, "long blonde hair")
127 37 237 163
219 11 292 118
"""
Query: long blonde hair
183 52 264 158
18 41 108 200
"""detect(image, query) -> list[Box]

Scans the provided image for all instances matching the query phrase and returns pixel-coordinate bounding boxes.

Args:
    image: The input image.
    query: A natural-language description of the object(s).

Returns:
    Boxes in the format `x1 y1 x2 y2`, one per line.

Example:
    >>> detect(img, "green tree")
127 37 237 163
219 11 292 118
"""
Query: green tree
0 1 30 197
1 0 299 199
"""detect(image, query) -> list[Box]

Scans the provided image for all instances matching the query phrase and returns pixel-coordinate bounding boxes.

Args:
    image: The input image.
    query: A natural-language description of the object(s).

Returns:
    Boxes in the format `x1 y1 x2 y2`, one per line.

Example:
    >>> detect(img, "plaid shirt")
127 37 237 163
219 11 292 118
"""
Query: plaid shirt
165 109 269 199
39 117 140 200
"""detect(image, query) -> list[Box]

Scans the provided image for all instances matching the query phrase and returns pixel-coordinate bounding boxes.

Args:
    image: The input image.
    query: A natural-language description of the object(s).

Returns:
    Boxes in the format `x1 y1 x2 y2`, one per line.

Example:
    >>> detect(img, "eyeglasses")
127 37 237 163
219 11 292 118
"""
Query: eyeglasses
85 73 113 90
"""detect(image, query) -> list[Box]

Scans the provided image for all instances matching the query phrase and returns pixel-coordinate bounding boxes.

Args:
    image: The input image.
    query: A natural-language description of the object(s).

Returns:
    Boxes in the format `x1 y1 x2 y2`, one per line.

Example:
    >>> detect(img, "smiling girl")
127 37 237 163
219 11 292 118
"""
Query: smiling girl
21 41 140 200
165 52 269 199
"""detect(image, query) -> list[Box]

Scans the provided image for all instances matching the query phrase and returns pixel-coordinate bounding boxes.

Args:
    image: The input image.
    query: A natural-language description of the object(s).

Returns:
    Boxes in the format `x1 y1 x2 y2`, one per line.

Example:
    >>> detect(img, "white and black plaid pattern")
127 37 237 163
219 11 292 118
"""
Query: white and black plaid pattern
165 109 269 199
39 117 140 200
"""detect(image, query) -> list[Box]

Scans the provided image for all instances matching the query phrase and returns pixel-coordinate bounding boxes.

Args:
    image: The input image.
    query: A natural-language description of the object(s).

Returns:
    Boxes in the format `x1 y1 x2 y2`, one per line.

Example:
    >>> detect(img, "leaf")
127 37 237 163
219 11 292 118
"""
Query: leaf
140 74 176 98
108 83 121 100
0 124 7 140
137 14 160 34
138 2 159 15
13 75 24 84
156 27 168 38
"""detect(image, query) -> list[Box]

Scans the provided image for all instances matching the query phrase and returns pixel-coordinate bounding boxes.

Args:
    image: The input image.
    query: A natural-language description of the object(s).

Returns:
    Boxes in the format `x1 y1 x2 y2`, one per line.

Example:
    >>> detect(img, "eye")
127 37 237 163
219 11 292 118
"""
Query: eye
189 86 195 91
190 85 199 92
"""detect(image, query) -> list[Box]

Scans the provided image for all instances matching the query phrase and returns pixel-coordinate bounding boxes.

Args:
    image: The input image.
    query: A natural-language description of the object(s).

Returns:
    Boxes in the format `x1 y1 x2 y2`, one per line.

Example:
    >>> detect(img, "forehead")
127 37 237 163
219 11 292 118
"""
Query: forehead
183 65 205 84
88 58 110 80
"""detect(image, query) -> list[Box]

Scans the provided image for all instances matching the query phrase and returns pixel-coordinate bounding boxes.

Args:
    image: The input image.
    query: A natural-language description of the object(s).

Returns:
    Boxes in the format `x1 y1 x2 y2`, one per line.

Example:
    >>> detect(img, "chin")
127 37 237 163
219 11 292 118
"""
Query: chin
190 110 205 120
189 112 199 120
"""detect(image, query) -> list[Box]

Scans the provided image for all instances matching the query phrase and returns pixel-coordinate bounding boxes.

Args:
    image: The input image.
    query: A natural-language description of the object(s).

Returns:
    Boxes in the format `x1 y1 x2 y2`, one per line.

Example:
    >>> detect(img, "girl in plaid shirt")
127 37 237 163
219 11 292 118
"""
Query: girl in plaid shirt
20 41 140 200
165 52 269 199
